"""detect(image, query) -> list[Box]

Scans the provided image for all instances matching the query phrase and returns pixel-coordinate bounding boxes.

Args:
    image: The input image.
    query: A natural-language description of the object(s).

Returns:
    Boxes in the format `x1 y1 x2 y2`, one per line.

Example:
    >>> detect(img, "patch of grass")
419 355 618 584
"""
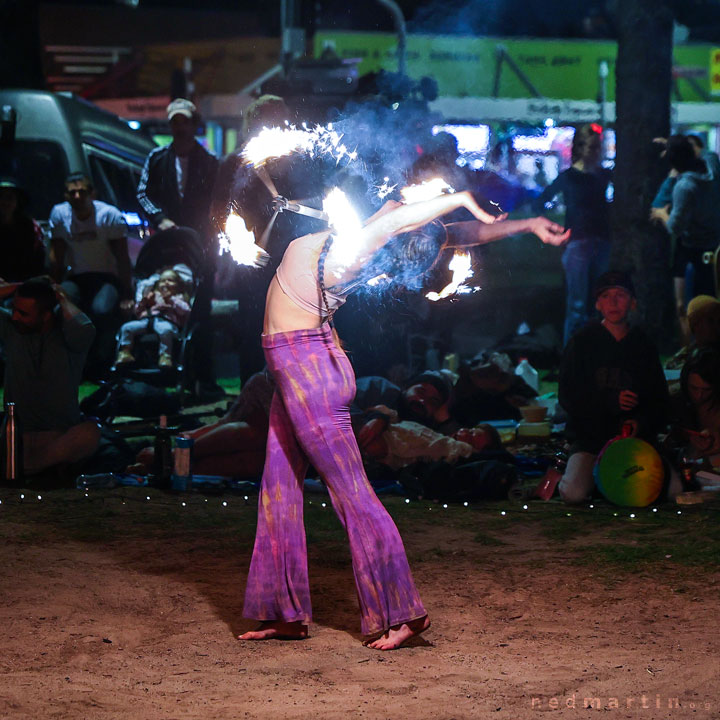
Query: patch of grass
473 531 506 546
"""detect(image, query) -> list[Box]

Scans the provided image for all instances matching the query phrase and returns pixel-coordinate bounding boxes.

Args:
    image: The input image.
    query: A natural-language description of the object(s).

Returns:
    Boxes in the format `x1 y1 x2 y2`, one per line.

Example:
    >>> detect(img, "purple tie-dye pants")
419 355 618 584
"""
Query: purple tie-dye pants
242 323 426 636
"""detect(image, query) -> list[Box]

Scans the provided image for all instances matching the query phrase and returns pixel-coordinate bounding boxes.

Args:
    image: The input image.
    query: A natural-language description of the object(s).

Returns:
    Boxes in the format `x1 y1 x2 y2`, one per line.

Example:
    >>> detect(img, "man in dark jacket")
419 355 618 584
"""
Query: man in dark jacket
137 98 218 241
137 99 220 397
557 271 675 503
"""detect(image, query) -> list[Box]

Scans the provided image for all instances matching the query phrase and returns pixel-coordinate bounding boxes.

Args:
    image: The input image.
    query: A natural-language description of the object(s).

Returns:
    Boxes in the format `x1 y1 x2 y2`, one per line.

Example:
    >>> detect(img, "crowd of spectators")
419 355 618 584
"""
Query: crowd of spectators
0 95 718 504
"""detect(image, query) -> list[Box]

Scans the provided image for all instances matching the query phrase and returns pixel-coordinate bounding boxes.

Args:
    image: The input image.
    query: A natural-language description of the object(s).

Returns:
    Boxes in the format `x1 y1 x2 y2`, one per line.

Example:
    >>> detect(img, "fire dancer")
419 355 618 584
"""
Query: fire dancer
239 191 569 650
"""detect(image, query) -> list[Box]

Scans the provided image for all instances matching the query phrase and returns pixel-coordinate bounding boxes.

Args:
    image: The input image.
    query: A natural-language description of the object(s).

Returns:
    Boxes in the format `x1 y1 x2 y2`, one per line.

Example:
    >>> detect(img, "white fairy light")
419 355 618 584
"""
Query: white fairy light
405 498 410 504
222 501 228 507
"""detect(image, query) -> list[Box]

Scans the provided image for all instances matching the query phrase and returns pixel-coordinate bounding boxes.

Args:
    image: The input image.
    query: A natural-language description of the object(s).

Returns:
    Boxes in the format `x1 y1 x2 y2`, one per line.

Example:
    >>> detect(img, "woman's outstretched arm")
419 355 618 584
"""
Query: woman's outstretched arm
444 216 570 248
329 191 497 276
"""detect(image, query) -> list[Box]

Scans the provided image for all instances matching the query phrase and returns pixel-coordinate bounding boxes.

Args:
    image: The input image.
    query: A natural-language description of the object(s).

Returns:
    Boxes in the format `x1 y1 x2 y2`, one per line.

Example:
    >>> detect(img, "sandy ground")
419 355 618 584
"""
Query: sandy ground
0 490 718 720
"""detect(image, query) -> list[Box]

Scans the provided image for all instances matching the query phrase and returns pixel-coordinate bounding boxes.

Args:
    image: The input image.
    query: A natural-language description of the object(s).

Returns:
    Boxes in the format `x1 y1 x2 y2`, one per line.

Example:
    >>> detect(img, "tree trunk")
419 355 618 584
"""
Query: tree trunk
613 0 675 348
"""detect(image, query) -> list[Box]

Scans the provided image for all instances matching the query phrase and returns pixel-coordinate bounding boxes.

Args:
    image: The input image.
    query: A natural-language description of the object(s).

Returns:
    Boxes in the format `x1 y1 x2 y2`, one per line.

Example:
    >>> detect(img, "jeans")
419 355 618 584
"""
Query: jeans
561 237 611 344
119 316 179 358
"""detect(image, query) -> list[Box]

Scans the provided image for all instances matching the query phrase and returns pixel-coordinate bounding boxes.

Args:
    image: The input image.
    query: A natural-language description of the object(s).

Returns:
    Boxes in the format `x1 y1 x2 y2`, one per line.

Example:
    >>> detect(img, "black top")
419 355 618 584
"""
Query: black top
559 321 669 453
137 141 219 242
535 166 611 241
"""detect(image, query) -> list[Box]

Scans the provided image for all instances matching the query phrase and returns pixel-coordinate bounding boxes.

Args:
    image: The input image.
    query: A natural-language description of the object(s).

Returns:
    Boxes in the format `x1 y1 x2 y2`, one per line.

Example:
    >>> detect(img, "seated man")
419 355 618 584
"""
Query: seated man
48 173 133 374
0 278 101 480
558 271 680 503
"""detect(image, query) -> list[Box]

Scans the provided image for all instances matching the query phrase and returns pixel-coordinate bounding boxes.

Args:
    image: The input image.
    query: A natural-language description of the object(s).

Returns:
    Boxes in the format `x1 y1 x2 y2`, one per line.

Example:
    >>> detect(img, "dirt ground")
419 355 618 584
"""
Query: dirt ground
0 489 718 720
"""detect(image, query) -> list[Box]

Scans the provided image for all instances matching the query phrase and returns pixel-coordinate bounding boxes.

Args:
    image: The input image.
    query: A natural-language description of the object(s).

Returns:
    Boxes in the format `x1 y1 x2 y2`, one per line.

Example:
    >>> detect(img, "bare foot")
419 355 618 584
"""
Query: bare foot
238 620 308 641
365 615 431 651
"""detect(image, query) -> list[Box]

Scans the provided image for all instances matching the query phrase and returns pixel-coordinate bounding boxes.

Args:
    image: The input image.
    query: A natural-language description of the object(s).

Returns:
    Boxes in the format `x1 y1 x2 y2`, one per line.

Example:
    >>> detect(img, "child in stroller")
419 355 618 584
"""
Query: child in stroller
115 268 191 368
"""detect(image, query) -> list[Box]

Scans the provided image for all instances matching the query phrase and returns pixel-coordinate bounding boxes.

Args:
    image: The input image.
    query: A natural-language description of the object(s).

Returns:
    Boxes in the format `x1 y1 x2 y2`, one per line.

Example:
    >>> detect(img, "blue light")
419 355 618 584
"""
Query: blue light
127 120 141 131
122 211 142 226
544 118 554 128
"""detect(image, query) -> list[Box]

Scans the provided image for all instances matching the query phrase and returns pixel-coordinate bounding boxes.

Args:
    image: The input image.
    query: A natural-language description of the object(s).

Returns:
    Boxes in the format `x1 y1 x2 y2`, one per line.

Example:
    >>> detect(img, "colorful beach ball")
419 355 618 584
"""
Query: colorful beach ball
594 437 664 507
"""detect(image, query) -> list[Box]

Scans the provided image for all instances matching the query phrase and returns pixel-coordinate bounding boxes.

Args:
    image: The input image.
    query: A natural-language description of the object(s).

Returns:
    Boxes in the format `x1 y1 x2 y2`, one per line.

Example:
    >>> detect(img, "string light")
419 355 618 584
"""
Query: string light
405 498 410 504
222 501 228 507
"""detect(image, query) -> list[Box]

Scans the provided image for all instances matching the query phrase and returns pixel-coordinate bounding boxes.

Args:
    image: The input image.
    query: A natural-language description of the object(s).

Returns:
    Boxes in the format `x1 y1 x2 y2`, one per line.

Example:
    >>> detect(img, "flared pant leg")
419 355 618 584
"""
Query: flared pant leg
242 390 312 624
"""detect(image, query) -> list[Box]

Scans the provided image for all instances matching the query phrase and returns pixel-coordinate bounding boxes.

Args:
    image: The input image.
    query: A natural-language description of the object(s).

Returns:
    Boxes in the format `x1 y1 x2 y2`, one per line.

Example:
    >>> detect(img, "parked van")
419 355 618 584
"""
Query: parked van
0 89 156 231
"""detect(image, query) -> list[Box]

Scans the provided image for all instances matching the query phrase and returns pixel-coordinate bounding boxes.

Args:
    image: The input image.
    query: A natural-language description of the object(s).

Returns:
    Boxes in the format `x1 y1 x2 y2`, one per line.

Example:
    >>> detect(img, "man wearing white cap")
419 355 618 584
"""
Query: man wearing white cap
136 98 222 398
137 98 218 239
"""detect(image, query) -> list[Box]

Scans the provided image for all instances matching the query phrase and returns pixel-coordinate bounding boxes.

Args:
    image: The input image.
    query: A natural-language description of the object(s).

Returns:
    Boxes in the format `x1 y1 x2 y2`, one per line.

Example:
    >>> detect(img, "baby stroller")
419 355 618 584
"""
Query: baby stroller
110 228 206 400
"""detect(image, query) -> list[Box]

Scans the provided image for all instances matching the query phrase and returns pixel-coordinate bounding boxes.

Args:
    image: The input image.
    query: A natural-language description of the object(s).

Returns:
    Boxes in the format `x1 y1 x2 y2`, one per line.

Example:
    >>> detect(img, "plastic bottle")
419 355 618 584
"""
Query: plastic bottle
1 402 23 483
442 353 459 374
515 357 539 392
152 415 175 488
171 435 194 492
534 452 567 501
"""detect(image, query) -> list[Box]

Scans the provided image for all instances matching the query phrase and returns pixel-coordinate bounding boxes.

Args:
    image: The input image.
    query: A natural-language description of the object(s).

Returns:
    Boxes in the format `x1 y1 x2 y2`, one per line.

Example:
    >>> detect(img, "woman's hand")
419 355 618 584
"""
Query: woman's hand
458 191 501 224
650 205 670 225
529 217 571 246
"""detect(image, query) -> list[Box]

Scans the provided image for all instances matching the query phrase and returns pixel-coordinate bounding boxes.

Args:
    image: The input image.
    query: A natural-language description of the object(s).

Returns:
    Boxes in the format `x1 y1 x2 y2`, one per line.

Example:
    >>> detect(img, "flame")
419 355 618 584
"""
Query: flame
425 252 478 301
242 124 358 168
218 213 268 267
400 177 455 204
322 188 363 269
376 177 397 200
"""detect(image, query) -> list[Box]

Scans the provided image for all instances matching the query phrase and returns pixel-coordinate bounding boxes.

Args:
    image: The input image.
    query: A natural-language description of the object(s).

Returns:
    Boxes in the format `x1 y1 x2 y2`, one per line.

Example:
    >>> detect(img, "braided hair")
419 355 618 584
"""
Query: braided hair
317 232 336 321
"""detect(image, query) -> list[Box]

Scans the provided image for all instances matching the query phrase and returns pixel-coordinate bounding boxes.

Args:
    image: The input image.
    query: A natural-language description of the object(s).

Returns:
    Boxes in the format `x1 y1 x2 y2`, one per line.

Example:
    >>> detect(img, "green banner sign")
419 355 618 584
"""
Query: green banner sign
315 31 715 103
